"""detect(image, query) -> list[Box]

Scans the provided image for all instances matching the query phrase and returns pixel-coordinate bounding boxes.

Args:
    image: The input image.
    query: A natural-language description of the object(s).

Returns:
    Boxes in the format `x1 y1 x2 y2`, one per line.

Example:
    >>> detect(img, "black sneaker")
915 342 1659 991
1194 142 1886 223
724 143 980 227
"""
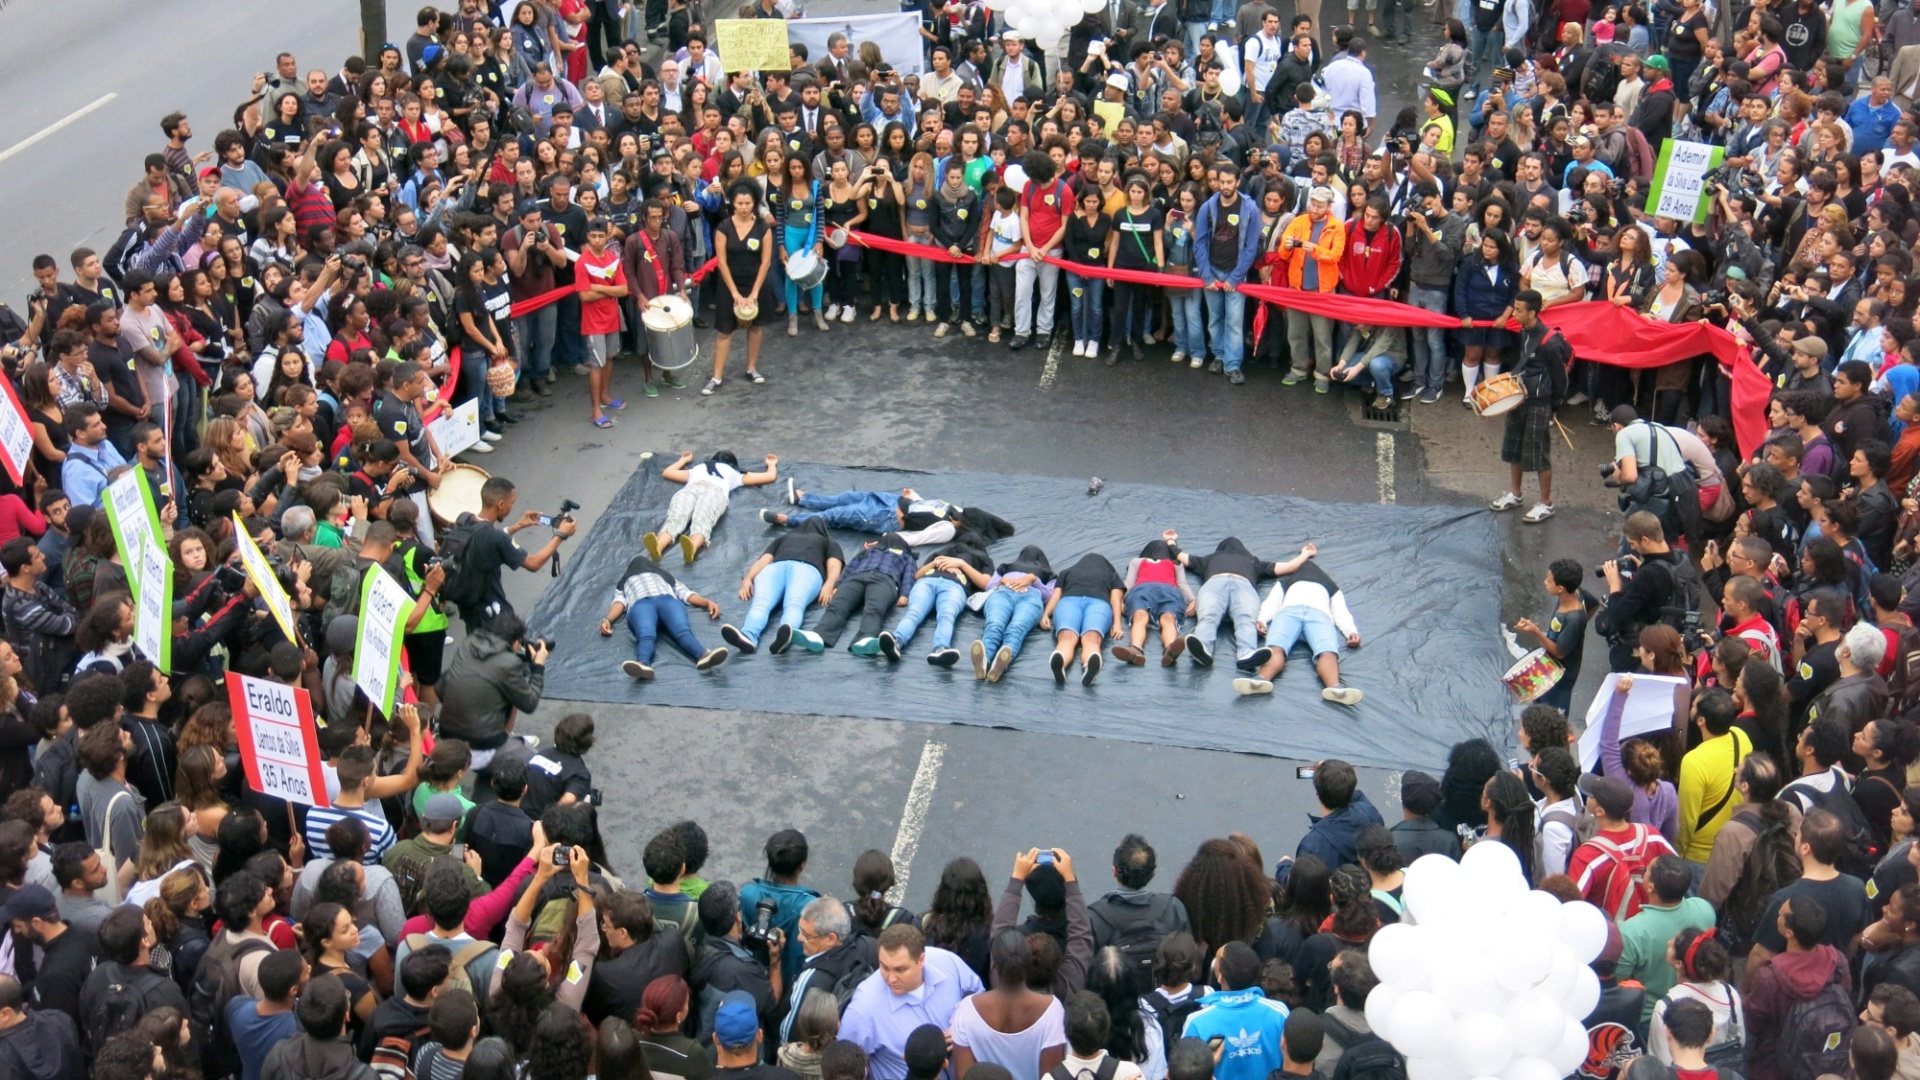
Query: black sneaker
1050 651 1068 685
495 409 520 424
878 632 901 663
1185 634 1213 667
929 647 960 668
1082 651 1102 686
1010 335 1029 351
1236 646 1273 670
1228 370 1247 385
720 624 756 654
1207 359 1223 374
769 624 795 655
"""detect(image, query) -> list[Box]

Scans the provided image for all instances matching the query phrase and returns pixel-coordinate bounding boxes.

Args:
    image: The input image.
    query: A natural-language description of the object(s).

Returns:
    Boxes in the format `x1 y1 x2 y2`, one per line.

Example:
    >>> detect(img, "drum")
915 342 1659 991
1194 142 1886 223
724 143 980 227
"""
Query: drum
733 299 760 323
786 249 828 291
1470 372 1526 416
427 463 490 531
642 295 698 371
1501 648 1565 703
826 225 850 249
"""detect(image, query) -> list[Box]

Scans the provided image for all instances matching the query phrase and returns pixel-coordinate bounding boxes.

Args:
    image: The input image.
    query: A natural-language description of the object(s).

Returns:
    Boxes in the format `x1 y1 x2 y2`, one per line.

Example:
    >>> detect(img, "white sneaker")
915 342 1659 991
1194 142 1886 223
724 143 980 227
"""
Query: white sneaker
825 304 841 321
481 430 504 443
1522 502 1556 523
1189 355 1204 369
464 440 495 454
1171 349 1187 363
1322 686 1364 706
841 307 855 323
1071 340 1086 357
1489 492 1522 511
1233 677 1274 695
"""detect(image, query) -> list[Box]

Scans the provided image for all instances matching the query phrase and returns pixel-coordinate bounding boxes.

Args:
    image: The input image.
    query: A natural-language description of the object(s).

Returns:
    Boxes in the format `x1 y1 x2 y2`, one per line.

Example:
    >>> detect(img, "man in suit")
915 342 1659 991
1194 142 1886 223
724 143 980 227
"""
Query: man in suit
576 78 613 137
1889 42 1920 108
817 32 869 89
1072 0 1142 70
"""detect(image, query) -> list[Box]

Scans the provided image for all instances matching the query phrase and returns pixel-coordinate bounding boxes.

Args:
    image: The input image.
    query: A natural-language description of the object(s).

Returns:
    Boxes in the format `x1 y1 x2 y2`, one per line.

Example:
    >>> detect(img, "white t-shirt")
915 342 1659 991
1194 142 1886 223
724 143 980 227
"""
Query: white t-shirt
1613 421 1723 488
683 461 744 493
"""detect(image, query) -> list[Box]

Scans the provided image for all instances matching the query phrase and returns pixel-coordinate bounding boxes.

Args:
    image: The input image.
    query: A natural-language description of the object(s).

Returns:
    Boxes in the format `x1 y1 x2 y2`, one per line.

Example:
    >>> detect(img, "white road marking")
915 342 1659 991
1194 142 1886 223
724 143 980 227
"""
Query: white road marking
1376 431 1396 505
887 739 946 904
0 94 118 165
1038 333 1065 389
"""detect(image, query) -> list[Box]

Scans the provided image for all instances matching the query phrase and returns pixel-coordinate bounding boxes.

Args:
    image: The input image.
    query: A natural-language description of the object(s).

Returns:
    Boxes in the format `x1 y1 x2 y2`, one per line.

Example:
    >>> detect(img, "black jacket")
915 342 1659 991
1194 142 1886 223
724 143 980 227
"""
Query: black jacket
28 926 100 1021
463 800 535 887
1516 323 1571 402
0 1009 87 1080
1825 392 1893 463
261 1033 377 1080
690 938 778 1049
437 628 543 750
357 996 429 1062
1265 54 1317 117
778 935 879 1041
1087 889 1191 953
584 930 692 1027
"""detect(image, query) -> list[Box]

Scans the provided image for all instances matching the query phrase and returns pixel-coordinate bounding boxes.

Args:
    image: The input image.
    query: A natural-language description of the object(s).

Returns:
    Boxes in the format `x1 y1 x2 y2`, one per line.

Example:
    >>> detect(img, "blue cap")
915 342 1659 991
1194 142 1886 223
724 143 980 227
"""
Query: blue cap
714 990 759 1048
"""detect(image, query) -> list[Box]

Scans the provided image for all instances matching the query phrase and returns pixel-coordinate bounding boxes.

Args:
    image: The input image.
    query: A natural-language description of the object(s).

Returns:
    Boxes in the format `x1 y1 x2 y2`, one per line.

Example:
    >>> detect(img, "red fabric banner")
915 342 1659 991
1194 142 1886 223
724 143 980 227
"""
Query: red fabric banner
1240 284 1464 329
1041 256 1204 290
848 230 1028 265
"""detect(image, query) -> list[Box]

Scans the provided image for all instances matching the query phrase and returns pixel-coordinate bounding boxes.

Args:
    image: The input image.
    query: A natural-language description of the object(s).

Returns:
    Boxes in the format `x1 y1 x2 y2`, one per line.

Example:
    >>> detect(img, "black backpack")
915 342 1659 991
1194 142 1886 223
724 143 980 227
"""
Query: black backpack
102 224 151 288
1323 1016 1408 1080
827 951 878 1014
83 966 167 1054
1144 989 1205 1053
433 512 487 609
1887 621 1920 719
189 934 276 1080
1776 967 1853 1080
1717 808 1801 955
1050 1056 1120 1080
1803 782 1880 878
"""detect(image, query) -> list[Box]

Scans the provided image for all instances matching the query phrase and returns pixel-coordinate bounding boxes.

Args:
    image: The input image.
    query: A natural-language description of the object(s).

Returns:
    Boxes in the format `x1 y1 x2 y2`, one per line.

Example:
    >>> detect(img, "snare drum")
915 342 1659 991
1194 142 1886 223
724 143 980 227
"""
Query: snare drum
642 295 698 371
1470 372 1526 416
427 463 491 531
826 226 850 249
786 249 828 291
1501 648 1565 703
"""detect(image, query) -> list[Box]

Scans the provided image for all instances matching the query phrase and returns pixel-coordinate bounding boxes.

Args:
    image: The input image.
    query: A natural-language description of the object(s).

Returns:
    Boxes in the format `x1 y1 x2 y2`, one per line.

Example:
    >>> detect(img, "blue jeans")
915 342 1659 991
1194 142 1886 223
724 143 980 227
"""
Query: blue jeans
895 577 966 649
513 305 558 384
789 490 897 533
949 262 988 320
981 587 1046 658
1170 285 1205 356
1067 272 1106 342
1183 19 1210 54
627 596 706 663
784 225 823 311
1407 284 1452 394
906 234 938 313
1052 595 1114 635
1208 0 1233 21
741 560 825 644
1266 606 1342 656
1202 286 1246 371
554 294 585 369
1468 25 1503 84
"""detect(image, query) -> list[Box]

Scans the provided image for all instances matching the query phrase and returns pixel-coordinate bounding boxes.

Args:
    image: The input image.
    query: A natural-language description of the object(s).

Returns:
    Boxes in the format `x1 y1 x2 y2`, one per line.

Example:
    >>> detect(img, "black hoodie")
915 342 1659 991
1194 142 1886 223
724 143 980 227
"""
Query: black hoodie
1055 554 1124 599
763 518 844 576
1184 537 1270 584
263 1031 377 1080
620 555 682 589
0 1010 85 1080
998 545 1055 582
924 541 994 592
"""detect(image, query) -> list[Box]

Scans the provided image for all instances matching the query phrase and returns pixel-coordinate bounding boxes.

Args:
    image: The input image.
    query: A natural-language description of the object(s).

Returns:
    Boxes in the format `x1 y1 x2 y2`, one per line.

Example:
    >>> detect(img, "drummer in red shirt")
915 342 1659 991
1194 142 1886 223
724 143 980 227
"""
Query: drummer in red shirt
578 217 629 429
624 199 691 400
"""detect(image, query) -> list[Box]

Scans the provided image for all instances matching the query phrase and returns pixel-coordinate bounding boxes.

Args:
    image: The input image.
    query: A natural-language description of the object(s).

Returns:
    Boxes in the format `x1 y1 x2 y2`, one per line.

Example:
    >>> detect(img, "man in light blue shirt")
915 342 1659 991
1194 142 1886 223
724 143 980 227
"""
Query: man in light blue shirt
840 925 985 1080
1182 942 1290 1080
59 404 127 509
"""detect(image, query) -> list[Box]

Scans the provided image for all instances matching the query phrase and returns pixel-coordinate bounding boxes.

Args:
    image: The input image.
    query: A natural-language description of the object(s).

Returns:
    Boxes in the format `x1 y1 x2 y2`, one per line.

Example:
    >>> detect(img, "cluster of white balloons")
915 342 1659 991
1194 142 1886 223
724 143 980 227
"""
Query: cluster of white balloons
999 0 1099 51
1366 842 1613 1080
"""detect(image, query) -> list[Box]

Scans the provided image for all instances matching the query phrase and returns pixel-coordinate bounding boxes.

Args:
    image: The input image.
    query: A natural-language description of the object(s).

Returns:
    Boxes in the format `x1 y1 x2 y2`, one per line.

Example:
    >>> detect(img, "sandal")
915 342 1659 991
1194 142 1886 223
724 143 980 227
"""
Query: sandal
606 398 626 411
746 370 765 384
593 415 614 428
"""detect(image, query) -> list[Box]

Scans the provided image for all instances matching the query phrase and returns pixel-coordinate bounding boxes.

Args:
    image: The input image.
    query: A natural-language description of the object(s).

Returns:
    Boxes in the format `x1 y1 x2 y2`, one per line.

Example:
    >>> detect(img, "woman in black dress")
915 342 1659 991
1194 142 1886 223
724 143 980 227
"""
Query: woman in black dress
705 184 773 397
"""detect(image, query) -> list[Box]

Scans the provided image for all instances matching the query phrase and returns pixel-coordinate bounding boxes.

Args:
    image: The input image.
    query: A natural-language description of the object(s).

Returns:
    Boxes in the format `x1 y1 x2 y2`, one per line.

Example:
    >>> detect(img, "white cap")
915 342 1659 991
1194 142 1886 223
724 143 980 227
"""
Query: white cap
1308 186 1336 205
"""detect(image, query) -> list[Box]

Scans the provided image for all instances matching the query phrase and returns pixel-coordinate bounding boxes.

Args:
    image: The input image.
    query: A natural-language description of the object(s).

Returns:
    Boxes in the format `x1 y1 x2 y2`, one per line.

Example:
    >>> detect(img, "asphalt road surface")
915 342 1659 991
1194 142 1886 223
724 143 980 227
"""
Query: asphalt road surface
0 1 1628 909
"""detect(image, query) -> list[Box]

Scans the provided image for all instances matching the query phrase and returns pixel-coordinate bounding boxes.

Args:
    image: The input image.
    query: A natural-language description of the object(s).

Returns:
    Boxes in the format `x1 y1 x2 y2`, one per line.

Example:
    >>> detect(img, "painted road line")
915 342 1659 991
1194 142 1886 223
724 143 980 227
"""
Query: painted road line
886 739 946 905
0 94 118 165
1376 431 1396 505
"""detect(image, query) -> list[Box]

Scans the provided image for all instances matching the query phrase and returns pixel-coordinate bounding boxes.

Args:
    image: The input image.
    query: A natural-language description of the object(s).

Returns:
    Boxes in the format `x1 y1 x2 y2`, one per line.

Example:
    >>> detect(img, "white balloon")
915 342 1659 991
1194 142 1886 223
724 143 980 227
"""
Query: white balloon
1366 983 1405 1044
1004 163 1030 193
1503 993 1567 1058
1503 891 1566 945
1387 992 1456 1060
1218 66 1242 95
1488 933 1555 993
1004 2 1031 25
1406 1057 1468 1080
1545 1018 1592 1076
1080 0 1104 11
1500 1057 1564 1080
1450 1012 1516 1078
1462 838 1526 894
1431 963 1509 1017
1560 965 1602 1021
1368 924 1431 990
1052 0 1083 23
1532 941 1579 1003
1402 854 1463 920
1558 902 1611 965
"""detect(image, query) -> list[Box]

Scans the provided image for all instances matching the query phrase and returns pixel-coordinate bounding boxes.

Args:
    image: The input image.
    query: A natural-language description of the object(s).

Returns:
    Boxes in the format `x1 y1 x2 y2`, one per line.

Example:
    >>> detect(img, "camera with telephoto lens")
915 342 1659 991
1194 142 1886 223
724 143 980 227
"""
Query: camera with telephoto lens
1597 461 1619 483
341 254 367 275
743 896 779 943
1702 163 1755 199
214 562 249 593
1702 287 1731 309
1566 202 1591 226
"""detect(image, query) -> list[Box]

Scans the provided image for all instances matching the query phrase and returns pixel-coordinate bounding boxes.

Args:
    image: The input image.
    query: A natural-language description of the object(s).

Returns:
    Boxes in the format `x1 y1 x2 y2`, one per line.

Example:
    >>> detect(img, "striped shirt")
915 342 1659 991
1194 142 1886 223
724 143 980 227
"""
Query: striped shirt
304 803 396 863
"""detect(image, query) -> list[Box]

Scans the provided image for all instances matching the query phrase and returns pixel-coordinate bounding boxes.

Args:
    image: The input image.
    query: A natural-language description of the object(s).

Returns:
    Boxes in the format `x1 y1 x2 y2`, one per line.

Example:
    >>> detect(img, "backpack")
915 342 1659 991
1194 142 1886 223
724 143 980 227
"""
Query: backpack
1144 989 1205 1053
189 933 276 1080
825 950 878 1014
1802 782 1880 878
83 966 165 1054
1886 621 1920 719
371 1024 431 1080
1775 967 1853 1080
1540 805 1600 849
1578 824 1664 921
1098 897 1178 980
1584 53 1623 106
1702 990 1749 1072
433 512 488 609
403 935 496 999
102 224 151 288
1323 1015 1409 1080
1717 808 1801 954
1050 1056 1121 1080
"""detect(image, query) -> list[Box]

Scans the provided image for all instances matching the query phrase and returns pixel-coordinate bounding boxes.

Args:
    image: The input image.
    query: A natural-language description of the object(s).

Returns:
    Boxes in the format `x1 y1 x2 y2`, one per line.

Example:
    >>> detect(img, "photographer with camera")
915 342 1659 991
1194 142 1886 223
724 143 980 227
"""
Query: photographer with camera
450 475 577 628
438 609 547 780
1596 510 1699 673
691 879 785 1053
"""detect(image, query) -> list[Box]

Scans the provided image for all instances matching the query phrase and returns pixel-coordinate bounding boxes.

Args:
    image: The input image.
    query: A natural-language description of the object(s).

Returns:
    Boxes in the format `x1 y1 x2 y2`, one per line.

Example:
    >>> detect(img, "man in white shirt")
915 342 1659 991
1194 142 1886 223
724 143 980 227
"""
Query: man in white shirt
1319 41 1377 133
1236 556 1364 705
1244 11 1286 129
1532 747 1583 879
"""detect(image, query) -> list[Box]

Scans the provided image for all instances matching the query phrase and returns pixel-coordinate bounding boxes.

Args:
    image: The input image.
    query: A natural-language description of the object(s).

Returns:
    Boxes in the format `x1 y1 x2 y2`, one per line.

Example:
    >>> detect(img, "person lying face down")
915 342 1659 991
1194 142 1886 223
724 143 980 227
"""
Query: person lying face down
722 518 845 656
1237 555 1365 706
804 531 919 654
1113 534 1198 669
599 554 731 681
648 449 781 564
1174 537 1314 671
1044 553 1126 688
970 545 1056 684
878 538 997 668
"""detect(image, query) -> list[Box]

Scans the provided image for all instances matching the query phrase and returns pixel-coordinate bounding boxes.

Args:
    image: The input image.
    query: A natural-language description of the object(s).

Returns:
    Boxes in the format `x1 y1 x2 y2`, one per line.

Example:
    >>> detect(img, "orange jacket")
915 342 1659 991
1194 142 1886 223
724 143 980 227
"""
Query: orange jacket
1279 212 1346 292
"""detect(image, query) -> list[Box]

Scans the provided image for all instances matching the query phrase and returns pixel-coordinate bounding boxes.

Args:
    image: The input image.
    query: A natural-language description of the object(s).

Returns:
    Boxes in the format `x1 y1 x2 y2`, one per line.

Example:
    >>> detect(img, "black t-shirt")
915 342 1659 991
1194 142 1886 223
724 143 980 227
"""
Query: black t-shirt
454 291 494 354
1112 206 1164 270
1751 873 1871 955
522 748 591 817
373 390 431 467
1056 555 1123 600
465 799 535 887
463 521 526 616
90 339 145 418
1185 543 1268 584
583 930 691 1026
764 530 844 577
1669 11 1709 61
542 203 591 284
923 542 992 592
1064 212 1112 267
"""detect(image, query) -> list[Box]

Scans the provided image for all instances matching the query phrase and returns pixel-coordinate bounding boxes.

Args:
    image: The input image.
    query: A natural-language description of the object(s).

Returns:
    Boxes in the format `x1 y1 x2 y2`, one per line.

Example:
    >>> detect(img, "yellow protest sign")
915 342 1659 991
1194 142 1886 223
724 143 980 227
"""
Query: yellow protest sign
714 18 792 73
232 512 300 645
1093 101 1127 133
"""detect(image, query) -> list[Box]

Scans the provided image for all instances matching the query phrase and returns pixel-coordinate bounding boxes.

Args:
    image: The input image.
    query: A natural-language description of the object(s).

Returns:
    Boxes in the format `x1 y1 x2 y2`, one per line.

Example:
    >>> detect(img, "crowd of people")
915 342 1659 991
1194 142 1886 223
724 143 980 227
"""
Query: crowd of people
12 0 1920 1079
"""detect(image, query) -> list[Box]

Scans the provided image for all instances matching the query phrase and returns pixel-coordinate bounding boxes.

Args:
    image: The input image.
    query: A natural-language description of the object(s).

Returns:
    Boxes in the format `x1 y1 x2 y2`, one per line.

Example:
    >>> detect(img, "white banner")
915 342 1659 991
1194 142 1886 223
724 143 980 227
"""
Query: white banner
353 565 414 720
1575 673 1692 771
427 397 481 460
0 377 33 488
788 12 926 76
134 537 170 668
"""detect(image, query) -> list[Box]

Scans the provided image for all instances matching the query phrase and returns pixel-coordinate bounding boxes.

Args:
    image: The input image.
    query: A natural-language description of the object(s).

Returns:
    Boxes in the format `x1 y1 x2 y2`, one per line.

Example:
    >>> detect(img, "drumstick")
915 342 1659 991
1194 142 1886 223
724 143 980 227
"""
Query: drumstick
1553 416 1575 451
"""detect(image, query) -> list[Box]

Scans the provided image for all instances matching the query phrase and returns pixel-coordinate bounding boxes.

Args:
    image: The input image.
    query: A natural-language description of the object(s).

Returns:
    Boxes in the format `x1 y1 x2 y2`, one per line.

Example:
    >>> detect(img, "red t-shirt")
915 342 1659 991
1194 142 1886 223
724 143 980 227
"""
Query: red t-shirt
577 247 626 335
1022 179 1068 252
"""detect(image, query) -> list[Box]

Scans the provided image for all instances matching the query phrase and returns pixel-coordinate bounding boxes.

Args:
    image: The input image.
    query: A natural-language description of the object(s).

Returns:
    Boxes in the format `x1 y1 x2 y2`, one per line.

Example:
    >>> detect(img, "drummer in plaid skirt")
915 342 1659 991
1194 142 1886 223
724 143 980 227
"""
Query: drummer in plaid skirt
624 198 691 398
1490 290 1571 524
